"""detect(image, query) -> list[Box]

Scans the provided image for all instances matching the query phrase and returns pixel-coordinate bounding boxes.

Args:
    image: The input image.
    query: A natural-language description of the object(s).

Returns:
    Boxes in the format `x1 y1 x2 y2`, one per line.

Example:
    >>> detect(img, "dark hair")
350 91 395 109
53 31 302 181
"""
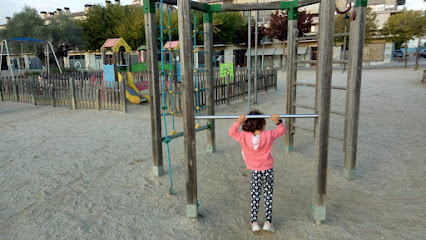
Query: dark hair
242 109 266 133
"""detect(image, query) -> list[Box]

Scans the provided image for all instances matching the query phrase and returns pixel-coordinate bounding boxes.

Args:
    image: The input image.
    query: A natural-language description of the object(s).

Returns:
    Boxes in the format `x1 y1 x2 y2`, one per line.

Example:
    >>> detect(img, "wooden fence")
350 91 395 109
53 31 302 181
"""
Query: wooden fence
0 74 126 112
132 68 277 115
0 68 277 114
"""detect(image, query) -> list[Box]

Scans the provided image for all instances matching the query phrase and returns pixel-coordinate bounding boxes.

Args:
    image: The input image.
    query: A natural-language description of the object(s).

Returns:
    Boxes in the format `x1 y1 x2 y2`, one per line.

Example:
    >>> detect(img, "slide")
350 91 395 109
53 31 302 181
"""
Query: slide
118 72 150 104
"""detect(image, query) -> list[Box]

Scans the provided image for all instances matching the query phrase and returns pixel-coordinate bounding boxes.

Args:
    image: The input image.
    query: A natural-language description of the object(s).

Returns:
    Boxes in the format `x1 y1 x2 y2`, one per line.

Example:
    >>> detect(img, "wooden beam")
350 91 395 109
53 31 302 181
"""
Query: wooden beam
313 0 335 225
285 19 298 154
344 4 367 180
161 0 206 11
219 0 320 12
178 0 198 218
159 0 321 12
144 3 164 177
204 11 216 153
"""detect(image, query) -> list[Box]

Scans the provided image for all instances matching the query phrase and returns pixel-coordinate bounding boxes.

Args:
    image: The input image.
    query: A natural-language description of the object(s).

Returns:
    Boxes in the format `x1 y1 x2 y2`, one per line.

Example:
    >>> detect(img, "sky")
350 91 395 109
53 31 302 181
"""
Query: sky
0 0 425 25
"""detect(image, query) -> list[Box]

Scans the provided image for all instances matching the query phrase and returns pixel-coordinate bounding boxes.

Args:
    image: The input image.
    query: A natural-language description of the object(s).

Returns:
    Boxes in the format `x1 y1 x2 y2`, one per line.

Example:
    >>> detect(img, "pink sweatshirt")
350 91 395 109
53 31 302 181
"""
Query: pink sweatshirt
228 121 286 171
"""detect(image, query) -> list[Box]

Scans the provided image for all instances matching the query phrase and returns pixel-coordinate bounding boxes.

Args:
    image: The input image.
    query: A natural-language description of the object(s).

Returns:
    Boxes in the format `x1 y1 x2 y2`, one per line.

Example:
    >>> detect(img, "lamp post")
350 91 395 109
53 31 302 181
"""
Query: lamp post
342 14 349 73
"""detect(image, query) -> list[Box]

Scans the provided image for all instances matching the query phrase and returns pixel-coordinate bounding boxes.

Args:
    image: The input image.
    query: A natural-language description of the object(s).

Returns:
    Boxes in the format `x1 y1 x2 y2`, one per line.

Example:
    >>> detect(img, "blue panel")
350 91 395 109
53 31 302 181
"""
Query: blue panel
104 64 116 87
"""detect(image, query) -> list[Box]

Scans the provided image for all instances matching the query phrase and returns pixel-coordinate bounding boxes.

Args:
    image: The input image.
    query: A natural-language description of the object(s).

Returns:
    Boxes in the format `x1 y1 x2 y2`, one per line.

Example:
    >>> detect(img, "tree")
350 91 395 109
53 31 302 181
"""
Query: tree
2 6 45 40
263 10 313 41
40 14 84 59
79 4 128 50
409 10 426 70
382 9 426 69
334 7 378 45
211 12 247 45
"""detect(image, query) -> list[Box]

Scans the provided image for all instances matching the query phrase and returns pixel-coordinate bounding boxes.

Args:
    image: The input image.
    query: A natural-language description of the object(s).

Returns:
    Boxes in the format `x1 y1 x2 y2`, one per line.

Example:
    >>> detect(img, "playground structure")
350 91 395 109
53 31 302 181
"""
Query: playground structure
144 0 367 225
101 38 149 104
0 38 63 77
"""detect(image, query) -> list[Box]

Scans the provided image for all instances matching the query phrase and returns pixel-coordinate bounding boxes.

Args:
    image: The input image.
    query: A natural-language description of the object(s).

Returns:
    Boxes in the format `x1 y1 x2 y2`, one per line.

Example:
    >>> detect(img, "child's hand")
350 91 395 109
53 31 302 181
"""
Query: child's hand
270 113 280 124
237 114 247 124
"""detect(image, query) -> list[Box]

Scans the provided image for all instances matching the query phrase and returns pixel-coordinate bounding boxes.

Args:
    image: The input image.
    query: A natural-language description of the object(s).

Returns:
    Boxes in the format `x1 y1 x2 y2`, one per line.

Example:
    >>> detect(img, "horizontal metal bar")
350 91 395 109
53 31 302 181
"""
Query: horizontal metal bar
195 114 318 119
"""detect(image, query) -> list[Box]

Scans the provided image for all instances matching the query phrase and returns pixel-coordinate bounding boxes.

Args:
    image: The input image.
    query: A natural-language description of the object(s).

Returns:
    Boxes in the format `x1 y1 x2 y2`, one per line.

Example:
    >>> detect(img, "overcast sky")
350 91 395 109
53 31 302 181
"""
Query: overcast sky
0 0 425 25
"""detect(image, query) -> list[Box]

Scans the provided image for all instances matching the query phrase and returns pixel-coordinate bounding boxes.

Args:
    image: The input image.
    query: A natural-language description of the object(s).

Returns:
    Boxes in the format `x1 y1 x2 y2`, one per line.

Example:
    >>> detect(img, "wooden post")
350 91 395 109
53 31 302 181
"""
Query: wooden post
285 19 298 154
96 86 101 111
313 0 335 225
120 80 126 114
226 75 230 105
31 76 36 105
70 77 77 110
204 10 216 153
51 79 56 107
14 77 19 102
344 1 367 180
178 0 197 218
144 0 164 176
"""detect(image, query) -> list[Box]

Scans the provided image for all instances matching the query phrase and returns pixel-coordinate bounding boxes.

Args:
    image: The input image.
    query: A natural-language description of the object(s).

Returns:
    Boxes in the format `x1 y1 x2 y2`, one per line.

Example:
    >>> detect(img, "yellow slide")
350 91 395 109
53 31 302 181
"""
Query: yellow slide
118 72 150 104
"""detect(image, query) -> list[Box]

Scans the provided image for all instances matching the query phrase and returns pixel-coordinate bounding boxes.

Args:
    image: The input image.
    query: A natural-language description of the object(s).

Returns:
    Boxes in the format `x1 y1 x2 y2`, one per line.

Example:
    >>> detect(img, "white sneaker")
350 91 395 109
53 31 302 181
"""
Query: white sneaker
251 222 262 232
262 221 275 232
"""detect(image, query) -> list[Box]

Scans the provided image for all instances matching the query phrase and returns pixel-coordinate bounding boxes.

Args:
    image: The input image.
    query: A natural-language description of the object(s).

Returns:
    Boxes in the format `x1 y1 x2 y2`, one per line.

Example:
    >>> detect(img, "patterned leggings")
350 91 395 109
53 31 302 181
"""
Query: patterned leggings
250 168 274 223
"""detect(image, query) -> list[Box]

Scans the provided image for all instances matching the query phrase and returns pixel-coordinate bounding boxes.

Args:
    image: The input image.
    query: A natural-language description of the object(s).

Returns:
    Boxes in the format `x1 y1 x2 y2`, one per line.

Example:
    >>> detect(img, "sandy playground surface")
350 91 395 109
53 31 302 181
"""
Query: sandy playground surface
0 68 425 239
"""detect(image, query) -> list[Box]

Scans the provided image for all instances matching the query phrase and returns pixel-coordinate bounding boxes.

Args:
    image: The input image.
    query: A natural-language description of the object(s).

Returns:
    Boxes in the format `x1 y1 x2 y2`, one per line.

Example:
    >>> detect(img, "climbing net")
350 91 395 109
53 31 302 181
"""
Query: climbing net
158 2 210 194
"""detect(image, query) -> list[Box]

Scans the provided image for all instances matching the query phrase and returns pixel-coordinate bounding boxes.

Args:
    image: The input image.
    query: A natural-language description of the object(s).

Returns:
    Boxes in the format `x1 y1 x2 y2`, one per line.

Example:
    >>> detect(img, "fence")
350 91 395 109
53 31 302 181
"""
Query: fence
132 68 278 115
0 74 126 112
1 68 277 114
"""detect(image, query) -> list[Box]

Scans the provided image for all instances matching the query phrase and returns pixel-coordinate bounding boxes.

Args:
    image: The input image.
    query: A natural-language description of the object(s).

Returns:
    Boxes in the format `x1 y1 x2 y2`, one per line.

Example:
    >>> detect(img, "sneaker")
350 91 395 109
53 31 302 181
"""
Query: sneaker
251 222 262 232
262 221 275 232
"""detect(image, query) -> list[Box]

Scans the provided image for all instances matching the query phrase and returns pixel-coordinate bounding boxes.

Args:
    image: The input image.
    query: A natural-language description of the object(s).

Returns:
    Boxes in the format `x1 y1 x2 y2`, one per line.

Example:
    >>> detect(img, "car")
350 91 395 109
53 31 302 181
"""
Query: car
420 49 426 58
392 50 403 58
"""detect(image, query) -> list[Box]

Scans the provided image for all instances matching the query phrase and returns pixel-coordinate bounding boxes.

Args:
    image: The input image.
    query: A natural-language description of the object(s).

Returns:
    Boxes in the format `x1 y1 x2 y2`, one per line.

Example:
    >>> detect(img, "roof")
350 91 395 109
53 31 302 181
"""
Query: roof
4 38 49 44
137 45 147 51
101 38 132 53
163 41 179 50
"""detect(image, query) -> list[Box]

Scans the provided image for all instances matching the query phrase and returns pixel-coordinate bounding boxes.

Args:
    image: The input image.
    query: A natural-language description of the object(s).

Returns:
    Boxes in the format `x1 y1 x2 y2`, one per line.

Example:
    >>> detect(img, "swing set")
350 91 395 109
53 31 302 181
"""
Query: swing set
0 38 63 78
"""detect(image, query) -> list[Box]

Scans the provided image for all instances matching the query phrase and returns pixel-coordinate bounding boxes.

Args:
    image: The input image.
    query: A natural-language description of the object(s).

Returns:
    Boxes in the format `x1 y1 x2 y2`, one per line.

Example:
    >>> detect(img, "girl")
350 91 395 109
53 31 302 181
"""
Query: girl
228 110 286 232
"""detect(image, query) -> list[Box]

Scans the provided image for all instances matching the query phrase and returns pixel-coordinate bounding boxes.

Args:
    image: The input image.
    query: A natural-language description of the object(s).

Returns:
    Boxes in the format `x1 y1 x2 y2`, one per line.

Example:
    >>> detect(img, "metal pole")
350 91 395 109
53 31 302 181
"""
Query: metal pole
195 114 318 119
254 6 259 104
342 24 347 73
49 42 63 74
248 11 252 112
262 0 265 69
4 40 14 79
0 41 3 75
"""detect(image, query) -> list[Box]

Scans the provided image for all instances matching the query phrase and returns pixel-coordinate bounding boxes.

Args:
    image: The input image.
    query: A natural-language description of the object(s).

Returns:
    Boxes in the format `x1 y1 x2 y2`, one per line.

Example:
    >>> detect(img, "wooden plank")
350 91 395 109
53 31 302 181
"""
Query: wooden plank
285 19 298 153
70 77 77 110
313 0 335 224
219 0 320 11
144 4 164 176
344 4 367 180
120 80 126 113
52 78 56 107
178 0 197 218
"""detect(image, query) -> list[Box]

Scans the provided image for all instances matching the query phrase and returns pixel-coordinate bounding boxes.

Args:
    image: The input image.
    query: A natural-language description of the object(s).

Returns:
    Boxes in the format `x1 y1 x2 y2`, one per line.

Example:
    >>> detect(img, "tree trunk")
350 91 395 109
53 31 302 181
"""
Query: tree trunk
414 37 420 71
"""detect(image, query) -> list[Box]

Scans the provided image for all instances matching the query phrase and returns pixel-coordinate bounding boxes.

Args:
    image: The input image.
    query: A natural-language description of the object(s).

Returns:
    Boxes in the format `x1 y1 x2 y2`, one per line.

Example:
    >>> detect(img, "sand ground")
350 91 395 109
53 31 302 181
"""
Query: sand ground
0 68 425 240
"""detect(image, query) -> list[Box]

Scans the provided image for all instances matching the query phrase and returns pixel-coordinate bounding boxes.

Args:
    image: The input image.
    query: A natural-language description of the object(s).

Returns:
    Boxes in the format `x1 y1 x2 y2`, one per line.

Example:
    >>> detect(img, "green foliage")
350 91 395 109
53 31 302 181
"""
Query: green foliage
2 6 45 39
334 7 378 45
382 9 425 45
212 12 247 45
116 6 146 49
41 14 84 58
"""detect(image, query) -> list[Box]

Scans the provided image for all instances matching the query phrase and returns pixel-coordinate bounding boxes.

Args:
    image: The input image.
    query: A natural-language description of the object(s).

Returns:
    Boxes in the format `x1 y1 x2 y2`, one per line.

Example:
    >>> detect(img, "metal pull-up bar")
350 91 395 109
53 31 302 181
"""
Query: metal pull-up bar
195 114 318 119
